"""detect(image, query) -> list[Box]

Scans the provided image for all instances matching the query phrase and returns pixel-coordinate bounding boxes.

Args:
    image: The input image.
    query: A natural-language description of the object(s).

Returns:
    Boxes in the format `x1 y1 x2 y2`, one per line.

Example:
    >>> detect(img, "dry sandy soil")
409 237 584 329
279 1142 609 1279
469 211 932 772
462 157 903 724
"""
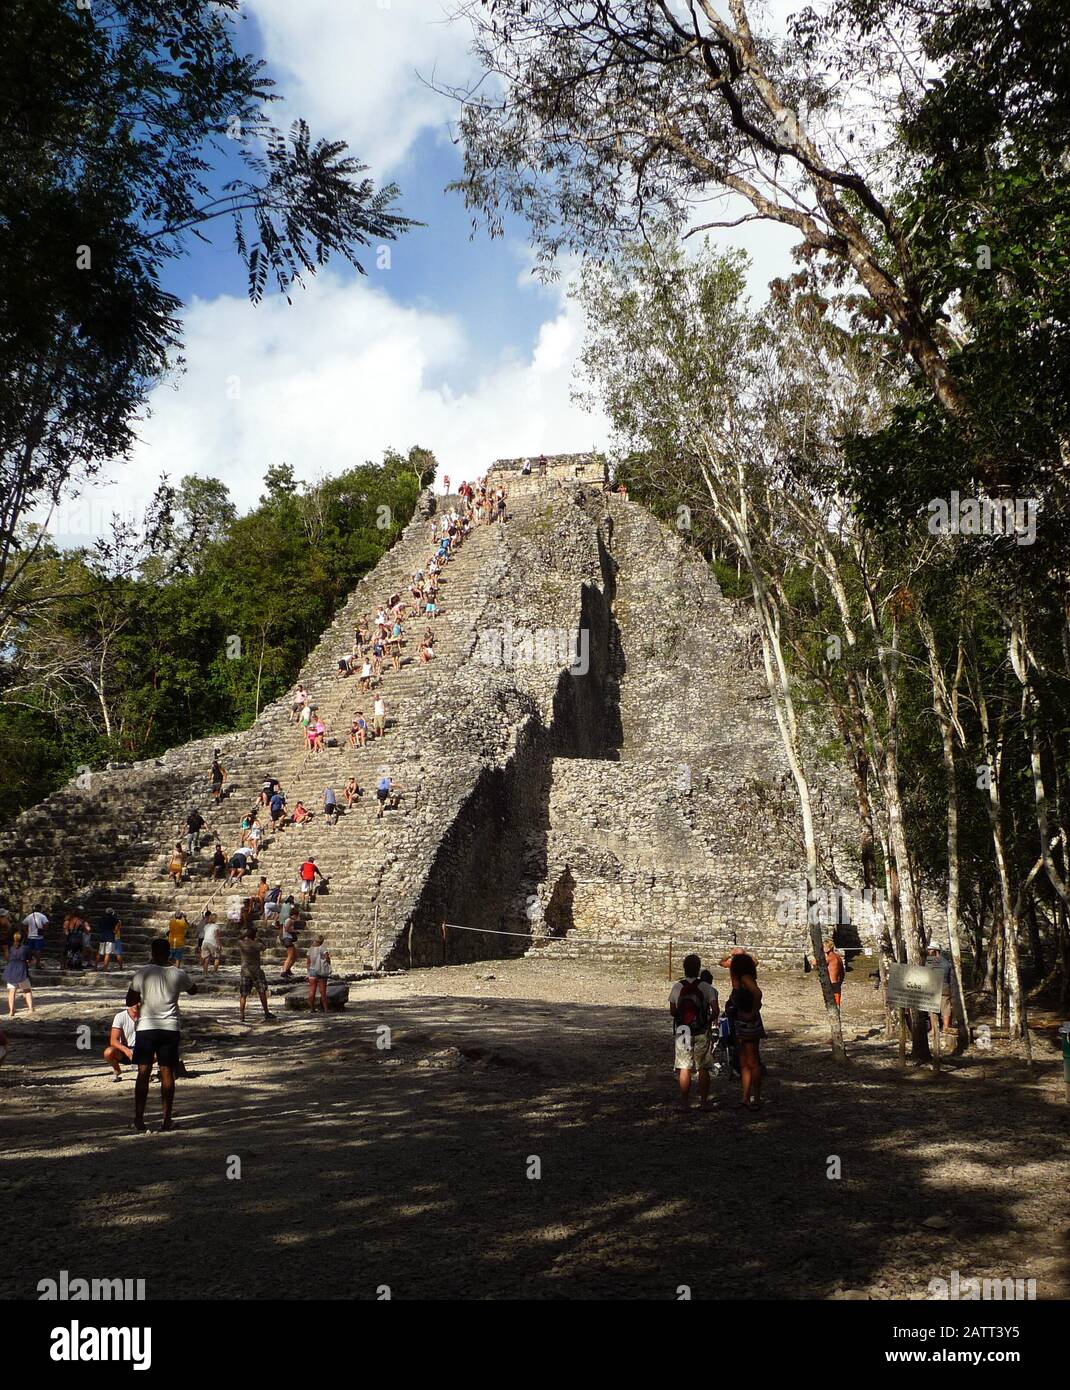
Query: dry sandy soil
3 954 1068 1301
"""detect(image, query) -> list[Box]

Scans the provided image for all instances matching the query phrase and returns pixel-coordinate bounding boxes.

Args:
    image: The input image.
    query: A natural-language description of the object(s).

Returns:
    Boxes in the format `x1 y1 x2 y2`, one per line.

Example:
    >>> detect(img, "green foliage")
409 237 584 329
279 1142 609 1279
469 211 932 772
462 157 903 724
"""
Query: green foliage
0 447 432 815
0 0 415 623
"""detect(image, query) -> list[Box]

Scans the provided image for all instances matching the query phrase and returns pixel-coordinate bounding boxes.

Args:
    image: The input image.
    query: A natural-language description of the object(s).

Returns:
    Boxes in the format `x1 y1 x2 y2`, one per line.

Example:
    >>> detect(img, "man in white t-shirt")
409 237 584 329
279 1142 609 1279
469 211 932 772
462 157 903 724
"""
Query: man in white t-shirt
668 954 720 1113
200 915 223 975
130 939 196 1132
103 989 141 1080
22 905 48 966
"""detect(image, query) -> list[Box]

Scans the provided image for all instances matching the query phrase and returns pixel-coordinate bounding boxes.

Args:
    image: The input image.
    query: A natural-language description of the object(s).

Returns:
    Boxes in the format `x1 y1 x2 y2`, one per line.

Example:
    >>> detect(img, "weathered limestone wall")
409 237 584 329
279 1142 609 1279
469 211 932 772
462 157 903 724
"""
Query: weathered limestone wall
516 494 857 967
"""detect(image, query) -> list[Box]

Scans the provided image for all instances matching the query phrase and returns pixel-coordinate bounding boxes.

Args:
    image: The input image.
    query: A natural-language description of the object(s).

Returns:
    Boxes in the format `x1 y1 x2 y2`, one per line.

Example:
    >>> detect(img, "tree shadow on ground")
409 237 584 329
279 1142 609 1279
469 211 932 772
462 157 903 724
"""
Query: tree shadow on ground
3 995 1068 1300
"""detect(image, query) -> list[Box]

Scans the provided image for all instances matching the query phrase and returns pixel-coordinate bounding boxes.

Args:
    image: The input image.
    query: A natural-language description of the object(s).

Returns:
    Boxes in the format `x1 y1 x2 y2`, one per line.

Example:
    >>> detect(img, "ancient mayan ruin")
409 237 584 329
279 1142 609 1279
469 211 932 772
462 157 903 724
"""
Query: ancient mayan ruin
0 458 855 975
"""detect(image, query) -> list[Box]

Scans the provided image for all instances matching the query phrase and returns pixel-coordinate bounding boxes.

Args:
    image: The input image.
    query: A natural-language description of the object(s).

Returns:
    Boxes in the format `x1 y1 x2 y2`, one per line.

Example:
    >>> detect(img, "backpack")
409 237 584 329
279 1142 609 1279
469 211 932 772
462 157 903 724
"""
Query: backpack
674 979 709 1034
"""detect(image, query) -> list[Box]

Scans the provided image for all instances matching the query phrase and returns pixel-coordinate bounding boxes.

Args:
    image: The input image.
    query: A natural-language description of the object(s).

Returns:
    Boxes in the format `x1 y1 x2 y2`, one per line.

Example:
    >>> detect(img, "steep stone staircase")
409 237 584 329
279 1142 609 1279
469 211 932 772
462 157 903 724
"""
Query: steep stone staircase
0 494 516 973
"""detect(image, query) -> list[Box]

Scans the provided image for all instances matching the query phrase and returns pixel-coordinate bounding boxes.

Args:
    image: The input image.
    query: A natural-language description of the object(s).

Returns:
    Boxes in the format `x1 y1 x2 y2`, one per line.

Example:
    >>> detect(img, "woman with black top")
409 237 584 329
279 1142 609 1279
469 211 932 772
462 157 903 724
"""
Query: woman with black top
726 951 764 1110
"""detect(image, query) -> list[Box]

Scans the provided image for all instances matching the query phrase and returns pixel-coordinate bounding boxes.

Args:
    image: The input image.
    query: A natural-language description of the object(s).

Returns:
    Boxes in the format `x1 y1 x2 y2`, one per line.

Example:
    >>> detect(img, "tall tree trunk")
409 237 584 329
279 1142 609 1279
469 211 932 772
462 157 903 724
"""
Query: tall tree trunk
697 453 846 1060
917 612 970 1049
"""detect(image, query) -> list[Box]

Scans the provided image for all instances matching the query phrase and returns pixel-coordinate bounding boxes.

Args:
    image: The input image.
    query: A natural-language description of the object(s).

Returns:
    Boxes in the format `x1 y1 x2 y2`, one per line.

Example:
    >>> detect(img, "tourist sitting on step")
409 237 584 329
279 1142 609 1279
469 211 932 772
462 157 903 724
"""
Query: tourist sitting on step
291 801 311 827
307 715 327 753
211 842 227 879
168 842 187 887
343 776 362 807
349 712 369 747
418 636 434 664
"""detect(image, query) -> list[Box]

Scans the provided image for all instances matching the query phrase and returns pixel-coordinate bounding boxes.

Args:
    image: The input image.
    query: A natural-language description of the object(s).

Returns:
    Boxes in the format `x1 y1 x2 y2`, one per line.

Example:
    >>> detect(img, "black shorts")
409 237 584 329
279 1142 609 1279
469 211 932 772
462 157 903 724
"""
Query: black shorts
132 1029 180 1068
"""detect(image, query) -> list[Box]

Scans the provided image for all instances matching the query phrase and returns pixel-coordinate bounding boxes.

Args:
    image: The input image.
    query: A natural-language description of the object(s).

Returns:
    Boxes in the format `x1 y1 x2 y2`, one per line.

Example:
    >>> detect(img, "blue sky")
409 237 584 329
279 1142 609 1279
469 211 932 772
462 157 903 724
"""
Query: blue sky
70 0 796 536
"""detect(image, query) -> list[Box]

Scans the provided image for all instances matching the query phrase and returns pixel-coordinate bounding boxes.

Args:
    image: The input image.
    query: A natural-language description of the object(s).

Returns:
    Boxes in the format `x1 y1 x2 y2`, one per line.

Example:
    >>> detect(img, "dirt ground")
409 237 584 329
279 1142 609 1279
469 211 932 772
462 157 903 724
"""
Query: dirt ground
3 955 1068 1301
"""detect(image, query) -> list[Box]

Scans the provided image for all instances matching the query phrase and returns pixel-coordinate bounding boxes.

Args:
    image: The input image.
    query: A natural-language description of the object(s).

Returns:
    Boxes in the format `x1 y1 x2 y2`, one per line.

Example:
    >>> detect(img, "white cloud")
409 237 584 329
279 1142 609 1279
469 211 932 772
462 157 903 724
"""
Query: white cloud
82 270 607 523
247 0 474 174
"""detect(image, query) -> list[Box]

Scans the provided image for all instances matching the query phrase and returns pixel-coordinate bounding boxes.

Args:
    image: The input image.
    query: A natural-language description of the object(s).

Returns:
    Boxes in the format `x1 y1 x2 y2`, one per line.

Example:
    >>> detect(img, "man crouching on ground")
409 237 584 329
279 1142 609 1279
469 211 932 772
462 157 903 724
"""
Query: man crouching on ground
669 953 719 1114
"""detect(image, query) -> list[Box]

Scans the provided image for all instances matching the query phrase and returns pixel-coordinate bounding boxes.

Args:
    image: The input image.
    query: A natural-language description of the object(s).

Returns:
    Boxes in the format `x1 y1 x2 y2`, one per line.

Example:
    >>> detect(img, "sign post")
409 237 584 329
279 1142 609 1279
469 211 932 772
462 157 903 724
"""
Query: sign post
886 964 945 1069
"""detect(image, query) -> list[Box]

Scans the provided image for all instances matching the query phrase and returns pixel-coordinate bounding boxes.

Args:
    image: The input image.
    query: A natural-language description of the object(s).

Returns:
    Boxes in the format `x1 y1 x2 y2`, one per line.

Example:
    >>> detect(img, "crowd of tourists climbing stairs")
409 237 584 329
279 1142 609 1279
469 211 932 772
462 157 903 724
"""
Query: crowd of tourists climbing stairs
0 479 515 978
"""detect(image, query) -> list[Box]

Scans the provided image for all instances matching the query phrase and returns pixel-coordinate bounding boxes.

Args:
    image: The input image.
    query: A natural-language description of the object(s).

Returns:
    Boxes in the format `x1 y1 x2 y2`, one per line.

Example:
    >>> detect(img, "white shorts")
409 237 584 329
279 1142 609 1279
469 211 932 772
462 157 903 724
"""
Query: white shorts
673 1027 713 1073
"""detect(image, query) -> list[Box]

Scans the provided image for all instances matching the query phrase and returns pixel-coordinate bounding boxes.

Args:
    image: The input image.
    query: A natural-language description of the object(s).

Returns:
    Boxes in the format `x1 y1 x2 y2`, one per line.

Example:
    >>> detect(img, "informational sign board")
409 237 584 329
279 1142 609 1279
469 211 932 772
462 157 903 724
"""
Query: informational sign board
886 962 944 1013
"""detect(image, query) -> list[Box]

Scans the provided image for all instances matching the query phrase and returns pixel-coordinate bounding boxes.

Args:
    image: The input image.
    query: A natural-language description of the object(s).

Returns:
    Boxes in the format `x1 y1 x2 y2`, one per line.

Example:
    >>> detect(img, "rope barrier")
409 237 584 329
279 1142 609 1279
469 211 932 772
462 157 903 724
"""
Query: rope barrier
440 921 752 954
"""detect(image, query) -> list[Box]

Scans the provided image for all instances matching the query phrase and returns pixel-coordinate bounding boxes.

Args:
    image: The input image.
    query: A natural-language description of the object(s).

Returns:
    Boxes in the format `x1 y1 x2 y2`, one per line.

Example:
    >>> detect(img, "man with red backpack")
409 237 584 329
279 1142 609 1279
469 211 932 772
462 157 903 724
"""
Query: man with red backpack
669 953 719 1114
